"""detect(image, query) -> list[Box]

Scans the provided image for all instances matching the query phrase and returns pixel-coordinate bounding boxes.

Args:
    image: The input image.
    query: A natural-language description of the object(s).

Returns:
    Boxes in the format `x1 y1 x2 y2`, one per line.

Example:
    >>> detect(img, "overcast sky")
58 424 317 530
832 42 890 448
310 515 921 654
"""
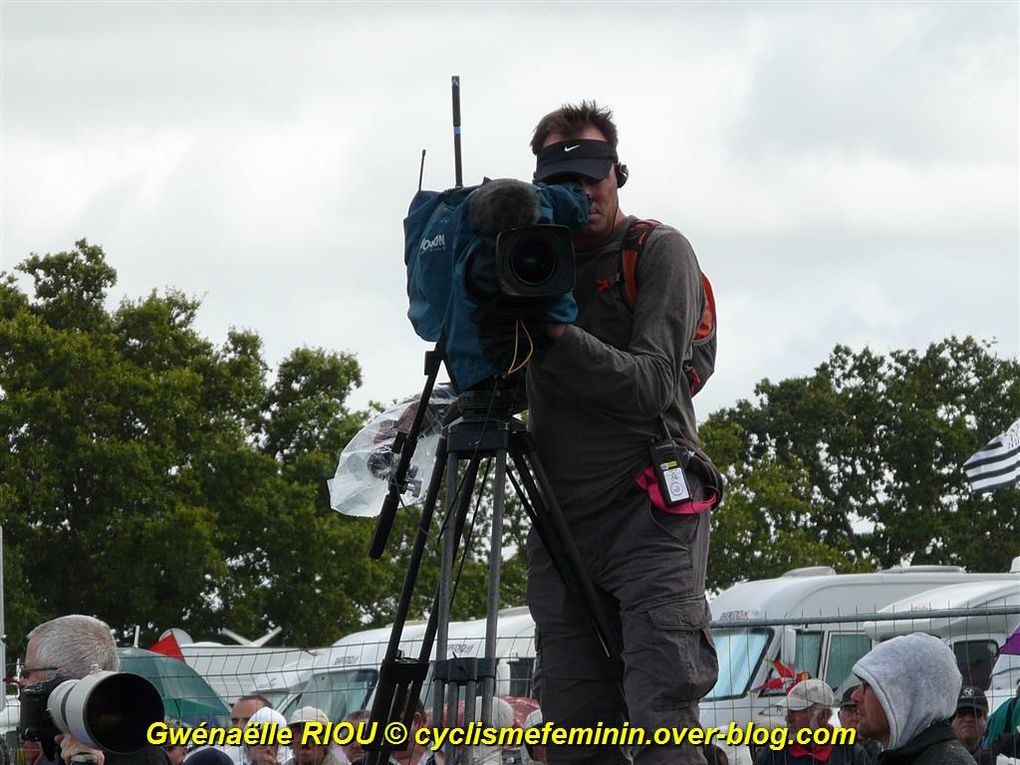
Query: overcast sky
2 1 1017 419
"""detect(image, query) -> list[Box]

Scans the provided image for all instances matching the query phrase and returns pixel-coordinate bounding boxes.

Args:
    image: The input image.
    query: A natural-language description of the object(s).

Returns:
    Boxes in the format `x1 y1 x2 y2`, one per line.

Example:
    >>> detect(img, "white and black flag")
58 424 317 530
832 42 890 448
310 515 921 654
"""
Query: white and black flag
963 418 1020 493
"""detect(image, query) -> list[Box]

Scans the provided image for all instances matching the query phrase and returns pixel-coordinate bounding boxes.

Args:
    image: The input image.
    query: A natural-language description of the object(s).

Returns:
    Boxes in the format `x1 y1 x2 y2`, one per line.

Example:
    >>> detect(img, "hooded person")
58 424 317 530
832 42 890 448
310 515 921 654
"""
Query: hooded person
850 633 975 765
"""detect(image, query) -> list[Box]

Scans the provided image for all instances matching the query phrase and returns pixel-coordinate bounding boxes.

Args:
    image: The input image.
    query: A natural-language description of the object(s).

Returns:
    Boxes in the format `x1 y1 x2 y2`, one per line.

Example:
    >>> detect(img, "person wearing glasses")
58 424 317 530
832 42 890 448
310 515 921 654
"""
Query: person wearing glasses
951 687 989 763
753 679 868 765
851 633 975 765
18 615 170 765
839 687 882 764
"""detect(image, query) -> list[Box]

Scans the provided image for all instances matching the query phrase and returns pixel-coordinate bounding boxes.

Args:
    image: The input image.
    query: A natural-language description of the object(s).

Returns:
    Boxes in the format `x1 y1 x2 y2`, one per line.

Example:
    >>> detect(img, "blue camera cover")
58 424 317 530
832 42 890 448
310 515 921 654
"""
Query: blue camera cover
405 182 588 389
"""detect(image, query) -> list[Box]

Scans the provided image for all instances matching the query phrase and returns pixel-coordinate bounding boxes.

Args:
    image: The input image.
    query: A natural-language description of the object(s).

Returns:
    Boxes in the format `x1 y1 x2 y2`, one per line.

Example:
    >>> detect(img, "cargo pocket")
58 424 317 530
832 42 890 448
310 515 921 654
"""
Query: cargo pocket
644 596 719 705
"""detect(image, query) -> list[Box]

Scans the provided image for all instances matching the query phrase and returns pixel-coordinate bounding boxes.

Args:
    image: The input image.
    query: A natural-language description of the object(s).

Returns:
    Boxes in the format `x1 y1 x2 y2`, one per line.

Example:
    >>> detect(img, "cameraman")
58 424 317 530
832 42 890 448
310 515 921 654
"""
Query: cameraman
18 615 170 765
524 102 719 765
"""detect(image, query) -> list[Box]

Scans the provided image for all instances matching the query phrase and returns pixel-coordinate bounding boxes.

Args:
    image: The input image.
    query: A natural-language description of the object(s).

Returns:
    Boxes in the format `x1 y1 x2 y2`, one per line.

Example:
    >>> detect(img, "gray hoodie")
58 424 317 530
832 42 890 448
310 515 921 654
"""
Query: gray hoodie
852 633 962 751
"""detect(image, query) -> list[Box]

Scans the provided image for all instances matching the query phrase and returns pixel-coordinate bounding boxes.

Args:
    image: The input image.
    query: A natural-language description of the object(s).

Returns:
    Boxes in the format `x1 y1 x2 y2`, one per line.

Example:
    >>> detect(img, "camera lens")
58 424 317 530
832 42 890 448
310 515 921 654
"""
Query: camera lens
494 224 574 298
508 236 558 286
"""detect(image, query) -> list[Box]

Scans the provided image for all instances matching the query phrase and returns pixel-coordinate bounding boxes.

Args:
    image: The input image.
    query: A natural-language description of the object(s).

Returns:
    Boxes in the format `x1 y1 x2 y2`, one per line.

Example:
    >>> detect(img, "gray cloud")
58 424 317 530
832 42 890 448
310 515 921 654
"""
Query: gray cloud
2 1 1016 417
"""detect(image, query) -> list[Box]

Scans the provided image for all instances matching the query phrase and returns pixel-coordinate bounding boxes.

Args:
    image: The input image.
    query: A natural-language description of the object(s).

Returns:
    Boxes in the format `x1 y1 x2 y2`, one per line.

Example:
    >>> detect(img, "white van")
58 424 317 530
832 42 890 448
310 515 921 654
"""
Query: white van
279 564 1019 735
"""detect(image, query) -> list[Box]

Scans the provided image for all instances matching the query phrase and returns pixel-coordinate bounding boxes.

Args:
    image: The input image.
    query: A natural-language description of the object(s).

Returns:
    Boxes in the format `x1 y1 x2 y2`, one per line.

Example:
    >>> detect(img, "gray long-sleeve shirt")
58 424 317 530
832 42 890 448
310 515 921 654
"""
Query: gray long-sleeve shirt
525 215 704 521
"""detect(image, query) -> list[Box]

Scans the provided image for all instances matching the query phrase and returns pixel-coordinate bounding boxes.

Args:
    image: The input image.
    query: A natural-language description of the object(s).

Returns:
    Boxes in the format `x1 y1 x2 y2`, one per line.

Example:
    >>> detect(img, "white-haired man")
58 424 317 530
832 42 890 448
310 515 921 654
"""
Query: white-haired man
18 614 169 765
754 679 868 765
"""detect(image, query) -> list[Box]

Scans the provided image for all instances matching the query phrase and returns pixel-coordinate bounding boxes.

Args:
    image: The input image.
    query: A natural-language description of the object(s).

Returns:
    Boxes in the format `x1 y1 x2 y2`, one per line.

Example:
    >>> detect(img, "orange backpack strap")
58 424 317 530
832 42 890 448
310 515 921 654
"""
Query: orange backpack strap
619 218 718 397
695 272 716 342
620 219 661 309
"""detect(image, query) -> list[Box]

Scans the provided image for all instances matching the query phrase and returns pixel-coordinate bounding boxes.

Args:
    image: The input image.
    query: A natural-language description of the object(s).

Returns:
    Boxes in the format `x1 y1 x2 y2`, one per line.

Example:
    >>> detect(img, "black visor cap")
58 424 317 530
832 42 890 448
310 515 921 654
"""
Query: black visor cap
534 139 618 183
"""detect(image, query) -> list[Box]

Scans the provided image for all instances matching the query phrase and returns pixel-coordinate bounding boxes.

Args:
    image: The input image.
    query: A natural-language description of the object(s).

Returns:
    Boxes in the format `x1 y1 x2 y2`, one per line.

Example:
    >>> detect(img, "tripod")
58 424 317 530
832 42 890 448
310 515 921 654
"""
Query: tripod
364 382 622 765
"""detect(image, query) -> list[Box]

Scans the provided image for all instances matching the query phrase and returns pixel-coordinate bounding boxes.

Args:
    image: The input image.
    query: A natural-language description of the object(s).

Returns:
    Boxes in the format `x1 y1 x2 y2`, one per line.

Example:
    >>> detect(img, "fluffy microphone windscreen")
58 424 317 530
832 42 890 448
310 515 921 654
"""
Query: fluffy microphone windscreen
468 179 540 236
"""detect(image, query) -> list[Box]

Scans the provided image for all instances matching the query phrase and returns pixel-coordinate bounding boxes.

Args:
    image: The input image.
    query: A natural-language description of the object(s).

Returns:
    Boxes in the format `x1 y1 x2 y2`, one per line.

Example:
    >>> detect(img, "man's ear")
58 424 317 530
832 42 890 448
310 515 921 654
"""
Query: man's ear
615 162 629 188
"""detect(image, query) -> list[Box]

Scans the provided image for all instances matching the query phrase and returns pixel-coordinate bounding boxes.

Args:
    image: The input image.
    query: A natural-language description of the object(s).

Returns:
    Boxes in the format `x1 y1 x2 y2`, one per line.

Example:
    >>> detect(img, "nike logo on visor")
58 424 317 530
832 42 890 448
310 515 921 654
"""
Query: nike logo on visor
564 144 580 152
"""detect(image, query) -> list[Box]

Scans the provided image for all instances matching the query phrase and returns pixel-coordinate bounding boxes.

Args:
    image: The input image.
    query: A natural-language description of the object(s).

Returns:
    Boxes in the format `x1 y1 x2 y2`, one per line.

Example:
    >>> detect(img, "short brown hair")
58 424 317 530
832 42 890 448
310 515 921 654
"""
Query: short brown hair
530 101 619 155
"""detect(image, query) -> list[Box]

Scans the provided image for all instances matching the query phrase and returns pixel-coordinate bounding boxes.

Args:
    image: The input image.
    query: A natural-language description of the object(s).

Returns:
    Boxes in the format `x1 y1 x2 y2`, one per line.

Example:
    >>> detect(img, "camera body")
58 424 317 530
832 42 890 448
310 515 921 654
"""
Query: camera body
405 179 589 390
19 670 165 759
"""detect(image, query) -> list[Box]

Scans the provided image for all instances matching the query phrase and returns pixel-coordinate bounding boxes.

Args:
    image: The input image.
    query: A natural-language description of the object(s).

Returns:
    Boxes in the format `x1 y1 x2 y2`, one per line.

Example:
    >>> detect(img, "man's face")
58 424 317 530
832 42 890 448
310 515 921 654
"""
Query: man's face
541 125 623 250
343 741 365 763
786 705 822 734
288 725 328 765
851 682 889 746
231 698 267 728
18 636 60 691
952 707 987 751
393 712 426 765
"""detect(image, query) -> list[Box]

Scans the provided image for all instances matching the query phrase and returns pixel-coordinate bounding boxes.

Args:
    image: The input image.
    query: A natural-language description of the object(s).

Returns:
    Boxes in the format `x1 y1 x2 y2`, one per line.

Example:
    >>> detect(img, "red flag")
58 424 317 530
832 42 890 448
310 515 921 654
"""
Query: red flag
772 659 796 678
149 632 185 660
755 660 799 691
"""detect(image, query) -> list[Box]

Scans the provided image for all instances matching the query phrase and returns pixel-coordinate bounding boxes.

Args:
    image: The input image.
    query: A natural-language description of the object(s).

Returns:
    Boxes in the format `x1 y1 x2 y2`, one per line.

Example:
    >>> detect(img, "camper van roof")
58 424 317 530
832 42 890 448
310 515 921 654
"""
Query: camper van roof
864 578 1020 641
710 569 1020 623
313 621 430 671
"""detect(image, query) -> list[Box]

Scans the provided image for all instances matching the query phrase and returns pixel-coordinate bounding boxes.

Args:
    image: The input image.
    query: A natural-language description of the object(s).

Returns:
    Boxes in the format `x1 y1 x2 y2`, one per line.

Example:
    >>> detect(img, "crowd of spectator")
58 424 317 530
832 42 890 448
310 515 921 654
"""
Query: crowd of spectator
7 615 1020 765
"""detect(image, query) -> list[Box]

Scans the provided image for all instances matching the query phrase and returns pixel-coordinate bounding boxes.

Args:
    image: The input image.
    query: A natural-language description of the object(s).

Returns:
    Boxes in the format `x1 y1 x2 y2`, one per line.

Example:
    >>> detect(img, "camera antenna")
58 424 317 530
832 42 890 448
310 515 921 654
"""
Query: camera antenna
418 149 426 192
452 75 463 187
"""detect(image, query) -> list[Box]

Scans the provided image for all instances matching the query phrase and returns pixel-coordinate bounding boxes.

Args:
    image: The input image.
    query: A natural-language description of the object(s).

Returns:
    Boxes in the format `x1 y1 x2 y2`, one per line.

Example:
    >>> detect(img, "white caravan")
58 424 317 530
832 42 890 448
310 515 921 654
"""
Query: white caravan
425 606 538 700
277 608 538 723
171 628 315 706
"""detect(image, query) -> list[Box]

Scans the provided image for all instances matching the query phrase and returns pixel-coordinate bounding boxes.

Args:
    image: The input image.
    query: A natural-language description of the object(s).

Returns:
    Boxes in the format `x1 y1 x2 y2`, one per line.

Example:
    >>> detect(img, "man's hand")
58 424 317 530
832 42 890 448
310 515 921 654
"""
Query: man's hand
547 324 567 340
55 734 104 765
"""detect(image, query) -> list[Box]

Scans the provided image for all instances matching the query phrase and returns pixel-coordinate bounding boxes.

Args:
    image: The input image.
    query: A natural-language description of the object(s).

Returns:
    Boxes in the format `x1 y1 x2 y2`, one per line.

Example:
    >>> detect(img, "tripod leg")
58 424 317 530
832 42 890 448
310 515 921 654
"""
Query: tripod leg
480 445 507 728
509 434 624 672
435 453 459 679
431 453 483 731
366 437 450 765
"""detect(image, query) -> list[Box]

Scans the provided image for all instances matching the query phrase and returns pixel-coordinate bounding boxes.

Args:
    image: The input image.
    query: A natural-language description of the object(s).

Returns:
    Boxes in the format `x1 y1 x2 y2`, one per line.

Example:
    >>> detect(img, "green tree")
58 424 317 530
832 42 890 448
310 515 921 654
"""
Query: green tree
702 338 1020 589
0 241 386 653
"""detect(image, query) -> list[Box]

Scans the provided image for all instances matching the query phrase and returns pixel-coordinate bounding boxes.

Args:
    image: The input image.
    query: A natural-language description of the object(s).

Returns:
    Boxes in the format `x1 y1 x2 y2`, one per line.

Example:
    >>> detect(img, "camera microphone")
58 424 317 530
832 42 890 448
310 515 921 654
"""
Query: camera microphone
467 179 539 235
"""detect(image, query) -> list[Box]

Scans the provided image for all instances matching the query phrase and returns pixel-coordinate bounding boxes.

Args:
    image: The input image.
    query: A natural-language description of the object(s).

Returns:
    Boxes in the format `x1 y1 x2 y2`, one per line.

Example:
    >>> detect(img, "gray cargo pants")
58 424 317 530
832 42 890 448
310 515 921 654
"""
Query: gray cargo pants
527 487 718 765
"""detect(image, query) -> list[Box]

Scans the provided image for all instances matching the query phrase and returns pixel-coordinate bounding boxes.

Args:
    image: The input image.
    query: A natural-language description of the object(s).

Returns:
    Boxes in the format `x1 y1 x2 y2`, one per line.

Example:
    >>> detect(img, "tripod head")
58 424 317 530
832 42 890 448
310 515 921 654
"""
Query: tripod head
454 385 527 423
